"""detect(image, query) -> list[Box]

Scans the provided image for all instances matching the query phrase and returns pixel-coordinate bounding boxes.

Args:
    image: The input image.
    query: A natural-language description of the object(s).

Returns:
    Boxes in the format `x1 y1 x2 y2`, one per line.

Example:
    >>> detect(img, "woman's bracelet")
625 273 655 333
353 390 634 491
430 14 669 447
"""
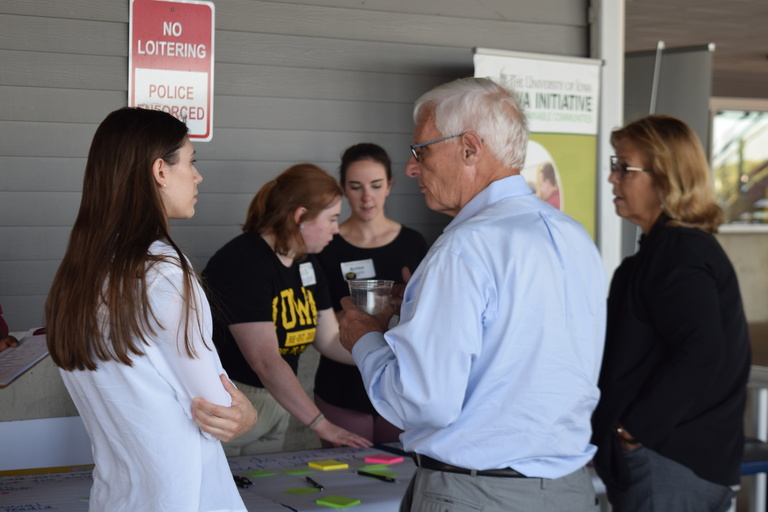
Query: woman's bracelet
307 412 325 429
615 426 640 445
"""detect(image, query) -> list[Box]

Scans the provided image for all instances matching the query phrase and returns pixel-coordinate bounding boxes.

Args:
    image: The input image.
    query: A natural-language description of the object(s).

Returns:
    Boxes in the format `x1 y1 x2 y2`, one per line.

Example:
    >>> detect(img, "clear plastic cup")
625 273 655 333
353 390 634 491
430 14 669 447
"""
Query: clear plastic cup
348 279 394 315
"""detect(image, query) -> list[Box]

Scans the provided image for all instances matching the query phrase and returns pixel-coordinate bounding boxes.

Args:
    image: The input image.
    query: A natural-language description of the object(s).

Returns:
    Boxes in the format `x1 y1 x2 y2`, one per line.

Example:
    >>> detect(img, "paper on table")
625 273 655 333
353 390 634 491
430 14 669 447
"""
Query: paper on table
316 495 361 508
0 329 49 387
308 459 349 471
364 455 404 464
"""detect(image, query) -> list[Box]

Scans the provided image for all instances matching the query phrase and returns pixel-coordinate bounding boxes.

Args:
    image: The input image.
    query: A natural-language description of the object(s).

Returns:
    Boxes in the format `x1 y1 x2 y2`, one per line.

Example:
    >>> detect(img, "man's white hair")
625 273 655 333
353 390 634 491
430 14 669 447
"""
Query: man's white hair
413 77 529 169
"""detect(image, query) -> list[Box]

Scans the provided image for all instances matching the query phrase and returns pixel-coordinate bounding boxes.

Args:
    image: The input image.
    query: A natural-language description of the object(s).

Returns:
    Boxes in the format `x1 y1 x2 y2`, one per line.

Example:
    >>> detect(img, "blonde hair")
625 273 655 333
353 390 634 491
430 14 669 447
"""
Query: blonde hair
611 115 723 234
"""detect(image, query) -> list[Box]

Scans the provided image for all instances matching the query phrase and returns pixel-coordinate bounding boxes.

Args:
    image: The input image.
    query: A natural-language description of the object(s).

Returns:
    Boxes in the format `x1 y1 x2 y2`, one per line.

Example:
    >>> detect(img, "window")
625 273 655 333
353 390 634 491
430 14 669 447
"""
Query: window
711 106 768 225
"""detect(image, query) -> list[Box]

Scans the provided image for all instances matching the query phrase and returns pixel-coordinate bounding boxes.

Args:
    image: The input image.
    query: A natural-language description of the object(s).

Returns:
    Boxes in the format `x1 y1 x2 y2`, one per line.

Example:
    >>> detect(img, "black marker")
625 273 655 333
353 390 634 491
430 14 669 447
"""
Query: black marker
305 476 324 491
233 475 252 488
356 470 397 483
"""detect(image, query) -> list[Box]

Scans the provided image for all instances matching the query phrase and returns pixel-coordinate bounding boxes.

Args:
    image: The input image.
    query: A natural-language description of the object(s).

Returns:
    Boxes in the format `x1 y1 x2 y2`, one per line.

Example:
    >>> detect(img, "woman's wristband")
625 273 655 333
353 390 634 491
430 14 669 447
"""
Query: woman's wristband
615 425 640 445
307 412 325 429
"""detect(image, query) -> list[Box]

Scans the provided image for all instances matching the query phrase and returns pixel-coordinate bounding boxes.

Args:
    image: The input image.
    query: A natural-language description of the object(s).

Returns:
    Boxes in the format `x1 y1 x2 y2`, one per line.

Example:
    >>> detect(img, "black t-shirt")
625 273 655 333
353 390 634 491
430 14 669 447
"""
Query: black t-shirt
313 226 428 412
202 232 331 388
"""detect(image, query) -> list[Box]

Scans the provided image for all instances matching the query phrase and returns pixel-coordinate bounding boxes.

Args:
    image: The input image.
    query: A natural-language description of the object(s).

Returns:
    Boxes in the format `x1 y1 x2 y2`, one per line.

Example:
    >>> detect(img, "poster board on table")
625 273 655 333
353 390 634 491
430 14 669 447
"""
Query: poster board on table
474 48 602 239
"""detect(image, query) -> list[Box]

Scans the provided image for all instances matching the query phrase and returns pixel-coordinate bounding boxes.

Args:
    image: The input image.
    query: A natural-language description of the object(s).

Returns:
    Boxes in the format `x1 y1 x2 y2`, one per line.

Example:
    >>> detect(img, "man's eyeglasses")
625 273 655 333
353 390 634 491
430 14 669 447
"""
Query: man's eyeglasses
610 156 650 178
410 133 464 162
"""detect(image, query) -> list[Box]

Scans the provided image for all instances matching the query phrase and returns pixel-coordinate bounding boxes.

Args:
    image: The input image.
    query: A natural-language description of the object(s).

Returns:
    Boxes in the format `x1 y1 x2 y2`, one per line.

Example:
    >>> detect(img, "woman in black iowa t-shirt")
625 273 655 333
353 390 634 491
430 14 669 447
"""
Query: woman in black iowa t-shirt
203 163 372 455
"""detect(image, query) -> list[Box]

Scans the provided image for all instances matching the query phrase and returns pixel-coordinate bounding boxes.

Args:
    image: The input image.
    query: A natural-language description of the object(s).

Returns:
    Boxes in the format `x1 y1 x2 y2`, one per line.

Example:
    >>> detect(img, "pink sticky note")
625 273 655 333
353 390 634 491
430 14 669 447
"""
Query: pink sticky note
364 454 404 464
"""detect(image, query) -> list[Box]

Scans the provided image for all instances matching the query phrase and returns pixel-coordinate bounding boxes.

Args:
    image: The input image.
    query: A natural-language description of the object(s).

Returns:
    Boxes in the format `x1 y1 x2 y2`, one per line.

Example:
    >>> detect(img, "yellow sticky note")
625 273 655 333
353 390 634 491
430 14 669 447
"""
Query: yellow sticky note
308 459 349 471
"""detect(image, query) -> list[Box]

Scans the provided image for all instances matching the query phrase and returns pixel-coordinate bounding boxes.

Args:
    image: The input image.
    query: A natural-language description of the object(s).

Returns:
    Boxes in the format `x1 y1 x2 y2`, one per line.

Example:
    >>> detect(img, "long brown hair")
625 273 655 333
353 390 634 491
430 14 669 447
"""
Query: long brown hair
611 115 723 234
46 107 199 371
243 163 342 261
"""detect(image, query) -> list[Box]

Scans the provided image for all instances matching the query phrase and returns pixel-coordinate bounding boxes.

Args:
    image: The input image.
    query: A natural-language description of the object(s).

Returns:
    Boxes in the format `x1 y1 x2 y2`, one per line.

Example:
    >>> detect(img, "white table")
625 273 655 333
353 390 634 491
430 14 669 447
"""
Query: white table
0 446 414 511
231 445 413 511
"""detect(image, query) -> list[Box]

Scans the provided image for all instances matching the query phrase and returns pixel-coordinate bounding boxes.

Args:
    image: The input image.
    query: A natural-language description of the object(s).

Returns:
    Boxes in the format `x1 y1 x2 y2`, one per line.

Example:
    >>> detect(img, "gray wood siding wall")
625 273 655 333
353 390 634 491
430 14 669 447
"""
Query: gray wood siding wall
0 0 589 329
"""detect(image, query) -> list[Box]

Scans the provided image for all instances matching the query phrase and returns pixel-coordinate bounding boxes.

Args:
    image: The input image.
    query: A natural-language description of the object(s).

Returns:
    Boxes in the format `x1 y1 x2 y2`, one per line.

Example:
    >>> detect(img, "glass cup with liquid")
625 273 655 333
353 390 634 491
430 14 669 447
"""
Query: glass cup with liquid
348 279 394 315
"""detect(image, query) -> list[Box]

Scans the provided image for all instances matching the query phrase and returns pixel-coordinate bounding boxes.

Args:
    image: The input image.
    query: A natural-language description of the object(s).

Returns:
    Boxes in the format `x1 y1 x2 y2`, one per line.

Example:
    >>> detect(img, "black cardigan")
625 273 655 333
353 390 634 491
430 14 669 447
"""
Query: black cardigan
591 215 751 489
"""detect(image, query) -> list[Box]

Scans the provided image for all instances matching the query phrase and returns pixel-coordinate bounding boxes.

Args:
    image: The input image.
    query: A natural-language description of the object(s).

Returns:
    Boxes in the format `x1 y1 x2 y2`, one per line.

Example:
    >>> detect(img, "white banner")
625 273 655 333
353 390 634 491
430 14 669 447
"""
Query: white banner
474 49 602 237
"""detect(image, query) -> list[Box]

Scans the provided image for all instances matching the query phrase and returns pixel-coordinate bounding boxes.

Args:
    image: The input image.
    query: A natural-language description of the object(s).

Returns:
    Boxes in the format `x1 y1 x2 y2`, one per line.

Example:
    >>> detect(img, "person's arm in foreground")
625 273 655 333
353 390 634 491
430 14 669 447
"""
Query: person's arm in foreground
338 298 392 352
0 336 18 352
0 306 18 352
192 375 259 442
340 254 482 430
312 308 355 364
152 267 258 442
227 321 371 448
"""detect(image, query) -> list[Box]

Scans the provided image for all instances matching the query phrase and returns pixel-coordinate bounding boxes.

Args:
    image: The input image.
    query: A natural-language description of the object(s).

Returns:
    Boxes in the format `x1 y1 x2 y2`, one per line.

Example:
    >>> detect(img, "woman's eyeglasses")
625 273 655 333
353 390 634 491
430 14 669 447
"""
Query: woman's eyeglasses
610 156 650 178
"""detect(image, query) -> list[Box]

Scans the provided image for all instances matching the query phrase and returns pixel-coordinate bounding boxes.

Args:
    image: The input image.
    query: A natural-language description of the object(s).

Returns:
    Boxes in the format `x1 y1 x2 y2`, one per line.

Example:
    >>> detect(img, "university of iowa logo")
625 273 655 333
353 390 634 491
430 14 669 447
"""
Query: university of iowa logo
272 287 318 350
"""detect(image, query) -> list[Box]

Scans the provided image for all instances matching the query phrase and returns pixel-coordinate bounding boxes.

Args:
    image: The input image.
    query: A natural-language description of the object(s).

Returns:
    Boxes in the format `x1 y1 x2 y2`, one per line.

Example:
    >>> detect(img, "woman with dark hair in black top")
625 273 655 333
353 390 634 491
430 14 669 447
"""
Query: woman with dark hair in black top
315 143 428 445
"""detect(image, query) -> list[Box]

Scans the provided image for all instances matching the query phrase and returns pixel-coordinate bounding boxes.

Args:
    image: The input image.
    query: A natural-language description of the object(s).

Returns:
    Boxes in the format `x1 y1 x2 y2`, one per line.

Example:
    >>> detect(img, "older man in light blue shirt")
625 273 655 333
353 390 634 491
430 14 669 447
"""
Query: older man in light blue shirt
339 77 606 512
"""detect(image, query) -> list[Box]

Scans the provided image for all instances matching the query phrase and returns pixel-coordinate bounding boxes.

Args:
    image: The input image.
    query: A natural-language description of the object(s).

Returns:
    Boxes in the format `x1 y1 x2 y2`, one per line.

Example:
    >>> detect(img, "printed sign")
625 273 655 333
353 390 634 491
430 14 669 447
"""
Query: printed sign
129 0 215 140
475 49 602 238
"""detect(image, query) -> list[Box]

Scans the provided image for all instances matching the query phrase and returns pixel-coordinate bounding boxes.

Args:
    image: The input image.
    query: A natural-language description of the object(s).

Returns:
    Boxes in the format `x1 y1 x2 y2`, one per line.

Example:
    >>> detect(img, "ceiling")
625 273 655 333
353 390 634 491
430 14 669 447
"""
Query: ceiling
624 0 768 99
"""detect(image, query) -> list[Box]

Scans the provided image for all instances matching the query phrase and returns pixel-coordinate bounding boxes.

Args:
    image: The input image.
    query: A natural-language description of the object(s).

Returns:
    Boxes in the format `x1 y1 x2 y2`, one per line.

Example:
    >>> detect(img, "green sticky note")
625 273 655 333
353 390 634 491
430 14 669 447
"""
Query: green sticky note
283 487 321 495
358 464 389 472
316 495 361 508
243 470 275 477
282 468 313 475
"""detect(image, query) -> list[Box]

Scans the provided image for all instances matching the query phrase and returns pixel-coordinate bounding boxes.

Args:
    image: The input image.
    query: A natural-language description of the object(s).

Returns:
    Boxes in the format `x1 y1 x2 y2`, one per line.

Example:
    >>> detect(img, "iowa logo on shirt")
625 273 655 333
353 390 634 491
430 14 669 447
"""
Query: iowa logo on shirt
272 287 318 348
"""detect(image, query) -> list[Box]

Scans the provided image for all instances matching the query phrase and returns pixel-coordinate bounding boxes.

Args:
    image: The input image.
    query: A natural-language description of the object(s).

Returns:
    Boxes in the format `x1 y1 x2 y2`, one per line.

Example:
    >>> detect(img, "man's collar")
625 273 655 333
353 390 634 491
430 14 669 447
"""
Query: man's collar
446 174 531 230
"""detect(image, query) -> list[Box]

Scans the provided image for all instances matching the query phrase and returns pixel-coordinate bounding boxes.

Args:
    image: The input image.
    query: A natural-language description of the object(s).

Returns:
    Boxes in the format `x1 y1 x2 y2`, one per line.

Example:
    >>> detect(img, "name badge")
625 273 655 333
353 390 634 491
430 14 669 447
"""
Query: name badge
299 262 317 286
340 258 376 280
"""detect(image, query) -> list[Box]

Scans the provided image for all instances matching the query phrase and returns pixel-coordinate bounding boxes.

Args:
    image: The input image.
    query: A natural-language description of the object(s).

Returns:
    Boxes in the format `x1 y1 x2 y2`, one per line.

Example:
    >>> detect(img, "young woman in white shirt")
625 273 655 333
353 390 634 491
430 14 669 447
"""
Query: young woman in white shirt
46 107 257 512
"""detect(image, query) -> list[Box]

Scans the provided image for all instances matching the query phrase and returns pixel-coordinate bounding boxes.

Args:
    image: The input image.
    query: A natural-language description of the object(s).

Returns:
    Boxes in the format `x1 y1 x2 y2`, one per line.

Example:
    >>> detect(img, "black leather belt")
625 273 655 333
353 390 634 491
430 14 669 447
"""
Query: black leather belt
413 454 527 478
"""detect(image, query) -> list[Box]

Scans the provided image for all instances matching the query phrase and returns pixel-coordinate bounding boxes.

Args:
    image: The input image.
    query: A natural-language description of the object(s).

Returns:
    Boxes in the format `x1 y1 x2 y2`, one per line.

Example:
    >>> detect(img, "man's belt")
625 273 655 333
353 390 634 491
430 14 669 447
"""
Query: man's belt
413 453 527 478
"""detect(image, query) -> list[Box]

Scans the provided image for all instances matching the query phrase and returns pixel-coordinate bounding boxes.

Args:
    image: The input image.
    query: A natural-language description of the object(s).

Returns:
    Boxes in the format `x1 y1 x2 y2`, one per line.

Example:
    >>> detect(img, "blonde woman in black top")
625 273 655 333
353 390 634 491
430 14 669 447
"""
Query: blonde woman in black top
592 115 751 512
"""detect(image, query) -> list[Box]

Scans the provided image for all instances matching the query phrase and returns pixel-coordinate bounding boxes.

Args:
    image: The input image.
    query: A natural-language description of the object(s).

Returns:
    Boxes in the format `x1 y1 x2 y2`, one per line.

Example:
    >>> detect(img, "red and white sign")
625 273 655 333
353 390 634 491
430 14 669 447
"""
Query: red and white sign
129 0 215 141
